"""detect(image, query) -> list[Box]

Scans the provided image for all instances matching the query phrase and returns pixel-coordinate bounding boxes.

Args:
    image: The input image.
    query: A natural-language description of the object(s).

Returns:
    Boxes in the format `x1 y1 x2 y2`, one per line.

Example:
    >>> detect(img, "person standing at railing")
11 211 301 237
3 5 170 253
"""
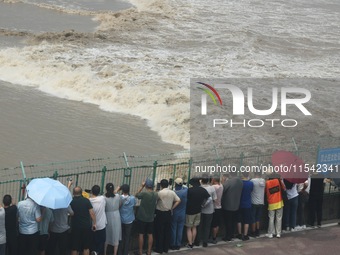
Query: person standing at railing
135 179 158 255
170 178 187 251
154 179 181 254
89 185 107 255
265 176 284 238
211 175 223 244
249 172 265 237
47 205 74 255
221 172 243 242
296 178 310 230
118 184 136 255
70 186 96 255
0 203 6 255
185 177 211 249
308 173 328 228
104 183 121 255
17 195 42 255
200 175 217 247
2 194 17 255
38 206 54 255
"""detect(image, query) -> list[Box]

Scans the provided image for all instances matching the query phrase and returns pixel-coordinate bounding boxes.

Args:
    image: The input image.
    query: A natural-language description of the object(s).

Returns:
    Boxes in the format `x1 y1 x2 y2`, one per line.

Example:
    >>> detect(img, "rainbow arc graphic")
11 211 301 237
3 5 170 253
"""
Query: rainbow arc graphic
197 82 222 115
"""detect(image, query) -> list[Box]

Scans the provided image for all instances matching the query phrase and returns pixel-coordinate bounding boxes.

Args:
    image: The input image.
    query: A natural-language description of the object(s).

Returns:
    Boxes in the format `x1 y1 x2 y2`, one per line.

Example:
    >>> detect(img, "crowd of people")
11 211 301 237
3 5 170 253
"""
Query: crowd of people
0 172 333 255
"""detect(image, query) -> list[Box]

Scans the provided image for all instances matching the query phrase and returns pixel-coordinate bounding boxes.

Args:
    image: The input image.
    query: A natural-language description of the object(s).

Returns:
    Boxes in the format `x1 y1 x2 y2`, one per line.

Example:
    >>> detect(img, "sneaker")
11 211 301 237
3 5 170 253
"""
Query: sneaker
266 234 273 238
249 232 256 238
203 242 208 247
242 235 249 241
186 244 193 249
276 234 281 238
91 252 98 255
211 239 217 244
235 234 243 240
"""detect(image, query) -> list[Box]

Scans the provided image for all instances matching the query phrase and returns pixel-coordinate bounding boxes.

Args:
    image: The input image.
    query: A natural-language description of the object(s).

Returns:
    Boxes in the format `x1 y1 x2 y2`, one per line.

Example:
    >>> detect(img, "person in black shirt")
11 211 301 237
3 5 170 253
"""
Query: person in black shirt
3 194 18 255
308 174 326 227
185 178 210 248
70 186 96 255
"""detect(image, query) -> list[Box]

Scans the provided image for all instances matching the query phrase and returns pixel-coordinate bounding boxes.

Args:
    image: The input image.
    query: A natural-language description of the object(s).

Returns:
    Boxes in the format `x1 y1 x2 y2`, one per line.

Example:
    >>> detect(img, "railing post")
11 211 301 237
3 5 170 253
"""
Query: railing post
53 171 58 180
123 152 132 187
152 161 157 185
20 161 27 201
239 152 244 177
172 164 177 189
187 158 192 184
101 166 107 195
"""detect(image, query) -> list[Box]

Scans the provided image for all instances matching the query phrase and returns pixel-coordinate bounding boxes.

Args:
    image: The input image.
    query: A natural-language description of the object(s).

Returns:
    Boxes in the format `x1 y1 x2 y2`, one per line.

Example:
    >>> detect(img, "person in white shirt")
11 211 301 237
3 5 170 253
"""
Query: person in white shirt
283 180 299 231
0 205 6 255
211 176 223 244
296 178 310 229
90 185 107 255
154 179 181 254
200 175 217 247
250 172 265 237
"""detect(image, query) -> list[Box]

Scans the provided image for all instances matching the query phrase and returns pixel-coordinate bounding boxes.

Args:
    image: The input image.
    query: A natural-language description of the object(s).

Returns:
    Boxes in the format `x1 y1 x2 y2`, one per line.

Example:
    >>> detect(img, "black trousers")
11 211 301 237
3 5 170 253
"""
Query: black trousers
118 223 133 255
6 232 18 255
18 232 39 255
308 195 323 226
200 213 213 244
154 210 172 253
46 230 69 255
223 210 237 241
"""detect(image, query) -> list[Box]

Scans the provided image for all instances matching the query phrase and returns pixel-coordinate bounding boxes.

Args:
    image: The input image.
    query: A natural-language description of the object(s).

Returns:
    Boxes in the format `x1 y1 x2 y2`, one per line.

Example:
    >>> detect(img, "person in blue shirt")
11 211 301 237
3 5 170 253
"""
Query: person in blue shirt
236 172 254 241
118 184 136 255
170 178 188 250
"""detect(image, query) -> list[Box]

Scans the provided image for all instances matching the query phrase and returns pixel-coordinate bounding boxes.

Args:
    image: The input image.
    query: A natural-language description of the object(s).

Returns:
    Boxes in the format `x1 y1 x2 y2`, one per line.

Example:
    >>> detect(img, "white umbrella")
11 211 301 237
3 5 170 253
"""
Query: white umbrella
26 178 72 209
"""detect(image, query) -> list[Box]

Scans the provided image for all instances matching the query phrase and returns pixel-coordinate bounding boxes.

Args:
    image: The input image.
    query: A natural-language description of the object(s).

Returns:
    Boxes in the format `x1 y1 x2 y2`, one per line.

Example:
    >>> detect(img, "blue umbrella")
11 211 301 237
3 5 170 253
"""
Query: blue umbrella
26 178 72 209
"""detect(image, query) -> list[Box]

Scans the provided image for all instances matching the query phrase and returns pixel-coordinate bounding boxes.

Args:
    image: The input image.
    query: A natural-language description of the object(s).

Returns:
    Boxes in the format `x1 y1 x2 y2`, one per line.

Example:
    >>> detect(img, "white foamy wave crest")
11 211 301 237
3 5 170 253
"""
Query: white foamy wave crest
127 0 172 12
0 43 190 148
2 0 21 3
93 0 175 31
27 3 95 15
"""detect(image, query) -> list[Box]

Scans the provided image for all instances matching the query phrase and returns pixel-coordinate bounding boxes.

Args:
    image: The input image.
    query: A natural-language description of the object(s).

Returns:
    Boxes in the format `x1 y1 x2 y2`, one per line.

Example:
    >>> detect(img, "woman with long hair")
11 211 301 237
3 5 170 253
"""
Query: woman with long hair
104 183 121 255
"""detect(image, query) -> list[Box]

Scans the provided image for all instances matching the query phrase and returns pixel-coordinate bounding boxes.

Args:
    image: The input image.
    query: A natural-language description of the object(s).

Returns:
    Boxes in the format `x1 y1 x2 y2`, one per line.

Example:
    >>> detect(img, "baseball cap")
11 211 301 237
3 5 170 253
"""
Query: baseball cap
174 178 183 185
145 178 154 188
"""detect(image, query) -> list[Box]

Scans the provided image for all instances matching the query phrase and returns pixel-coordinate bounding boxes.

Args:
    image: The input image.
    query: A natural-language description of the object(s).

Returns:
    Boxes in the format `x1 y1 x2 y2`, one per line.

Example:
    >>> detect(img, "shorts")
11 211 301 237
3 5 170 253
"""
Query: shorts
211 208 223 228
71 227 92 251
136 220 154 235
185 213 201 227
237 208 252 225
251 204 263 224
39 234 49 251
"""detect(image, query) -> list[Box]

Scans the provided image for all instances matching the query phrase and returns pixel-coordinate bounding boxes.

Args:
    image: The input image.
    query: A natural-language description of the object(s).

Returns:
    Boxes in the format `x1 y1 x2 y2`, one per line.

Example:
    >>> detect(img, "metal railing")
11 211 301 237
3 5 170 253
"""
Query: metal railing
1 138 339 203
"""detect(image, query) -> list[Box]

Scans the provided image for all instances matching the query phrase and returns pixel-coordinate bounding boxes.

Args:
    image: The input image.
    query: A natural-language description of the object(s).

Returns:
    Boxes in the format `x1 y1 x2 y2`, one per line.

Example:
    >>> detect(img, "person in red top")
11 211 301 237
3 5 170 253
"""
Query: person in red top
265 176 285 238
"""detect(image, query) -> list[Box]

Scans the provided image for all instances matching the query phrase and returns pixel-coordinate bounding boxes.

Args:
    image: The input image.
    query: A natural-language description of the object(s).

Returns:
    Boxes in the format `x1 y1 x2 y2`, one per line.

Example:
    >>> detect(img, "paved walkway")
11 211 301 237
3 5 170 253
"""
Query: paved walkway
162 222 340 255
